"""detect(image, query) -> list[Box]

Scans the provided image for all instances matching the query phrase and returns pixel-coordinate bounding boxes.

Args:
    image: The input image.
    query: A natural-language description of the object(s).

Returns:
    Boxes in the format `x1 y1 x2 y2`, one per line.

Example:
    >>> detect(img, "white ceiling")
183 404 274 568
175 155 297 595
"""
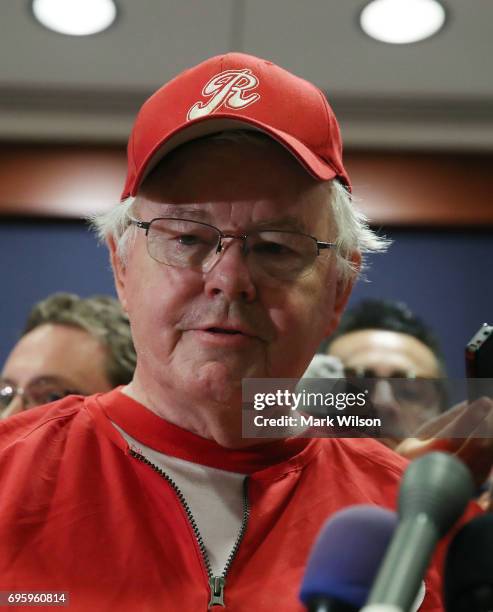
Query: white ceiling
0 0 492 150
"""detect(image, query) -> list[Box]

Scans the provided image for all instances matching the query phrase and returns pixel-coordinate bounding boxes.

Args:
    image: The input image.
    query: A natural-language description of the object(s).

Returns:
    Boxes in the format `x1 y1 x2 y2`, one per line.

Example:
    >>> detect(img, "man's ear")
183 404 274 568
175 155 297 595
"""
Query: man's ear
324 251 361 337
108 236 129 313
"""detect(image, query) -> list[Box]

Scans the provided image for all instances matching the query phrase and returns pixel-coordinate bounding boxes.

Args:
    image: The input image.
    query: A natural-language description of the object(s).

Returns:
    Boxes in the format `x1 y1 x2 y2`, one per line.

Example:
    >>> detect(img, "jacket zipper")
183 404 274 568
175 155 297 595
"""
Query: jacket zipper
130 449 250 608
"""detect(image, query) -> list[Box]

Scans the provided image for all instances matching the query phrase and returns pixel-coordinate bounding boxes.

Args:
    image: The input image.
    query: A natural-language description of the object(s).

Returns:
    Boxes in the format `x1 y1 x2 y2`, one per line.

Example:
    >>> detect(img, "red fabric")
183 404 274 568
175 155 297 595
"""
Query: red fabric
0 388 455 611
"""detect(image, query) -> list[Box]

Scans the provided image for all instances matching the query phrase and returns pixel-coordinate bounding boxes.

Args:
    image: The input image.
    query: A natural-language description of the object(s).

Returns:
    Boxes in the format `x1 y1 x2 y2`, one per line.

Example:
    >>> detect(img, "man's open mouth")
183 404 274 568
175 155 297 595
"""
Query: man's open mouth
207 327 243 335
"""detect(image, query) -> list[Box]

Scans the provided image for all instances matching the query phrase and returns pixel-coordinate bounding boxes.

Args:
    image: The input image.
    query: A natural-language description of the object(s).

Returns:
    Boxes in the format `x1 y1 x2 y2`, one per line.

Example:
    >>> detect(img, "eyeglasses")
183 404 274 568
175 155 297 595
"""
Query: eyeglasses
0 378 82 412
342 367 446 408
129 217 335 281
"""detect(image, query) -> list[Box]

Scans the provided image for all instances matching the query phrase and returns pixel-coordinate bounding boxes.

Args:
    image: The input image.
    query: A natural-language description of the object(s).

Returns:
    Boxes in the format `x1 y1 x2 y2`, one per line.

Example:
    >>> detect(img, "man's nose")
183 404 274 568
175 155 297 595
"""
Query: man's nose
0 396 24 420
370 380 402 419
204 238 256 302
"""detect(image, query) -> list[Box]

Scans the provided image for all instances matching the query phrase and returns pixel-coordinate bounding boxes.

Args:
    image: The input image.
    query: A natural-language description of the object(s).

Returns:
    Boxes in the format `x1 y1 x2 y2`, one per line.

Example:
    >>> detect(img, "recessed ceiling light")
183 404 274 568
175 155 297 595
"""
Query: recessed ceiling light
32 0 117 36
359 0 447 44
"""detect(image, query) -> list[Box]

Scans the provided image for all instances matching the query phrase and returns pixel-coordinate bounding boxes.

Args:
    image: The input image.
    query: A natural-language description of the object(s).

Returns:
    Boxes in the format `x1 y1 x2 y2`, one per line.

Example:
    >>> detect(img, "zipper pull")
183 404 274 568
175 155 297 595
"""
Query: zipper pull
208 576 226 607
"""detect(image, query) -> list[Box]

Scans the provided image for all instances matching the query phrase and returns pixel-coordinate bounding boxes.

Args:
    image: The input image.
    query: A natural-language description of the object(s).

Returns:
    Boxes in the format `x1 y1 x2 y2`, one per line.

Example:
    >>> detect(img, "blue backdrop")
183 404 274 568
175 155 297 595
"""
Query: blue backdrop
0 219 491 378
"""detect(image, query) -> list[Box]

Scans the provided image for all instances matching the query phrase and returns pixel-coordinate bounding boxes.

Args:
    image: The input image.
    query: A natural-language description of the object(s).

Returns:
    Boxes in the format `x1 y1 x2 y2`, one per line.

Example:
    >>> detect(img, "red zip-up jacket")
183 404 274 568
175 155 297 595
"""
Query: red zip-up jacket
0 388 452 611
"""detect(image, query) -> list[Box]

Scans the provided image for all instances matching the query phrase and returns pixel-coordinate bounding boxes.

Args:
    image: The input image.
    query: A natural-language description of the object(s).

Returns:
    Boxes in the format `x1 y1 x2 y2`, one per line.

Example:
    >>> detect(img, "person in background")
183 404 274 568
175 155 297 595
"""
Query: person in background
323 299 447 444
0 292 136 419
325 298 446 378
321 299 493 489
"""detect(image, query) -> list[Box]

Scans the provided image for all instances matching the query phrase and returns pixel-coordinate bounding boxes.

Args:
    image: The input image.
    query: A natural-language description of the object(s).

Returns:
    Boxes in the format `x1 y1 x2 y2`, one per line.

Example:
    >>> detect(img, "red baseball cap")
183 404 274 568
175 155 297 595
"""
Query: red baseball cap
122 52 350 200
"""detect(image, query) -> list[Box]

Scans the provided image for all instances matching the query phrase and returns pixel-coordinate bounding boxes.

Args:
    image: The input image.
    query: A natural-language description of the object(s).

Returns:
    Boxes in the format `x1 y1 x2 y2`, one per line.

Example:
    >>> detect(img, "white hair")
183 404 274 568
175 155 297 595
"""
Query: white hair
90 197 137 265
329 179 390 283
90 131 390 284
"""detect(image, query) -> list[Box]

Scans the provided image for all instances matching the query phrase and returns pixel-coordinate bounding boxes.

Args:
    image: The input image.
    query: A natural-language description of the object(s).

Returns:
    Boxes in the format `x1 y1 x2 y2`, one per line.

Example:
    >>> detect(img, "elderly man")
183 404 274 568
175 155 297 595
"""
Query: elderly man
0 53 465 611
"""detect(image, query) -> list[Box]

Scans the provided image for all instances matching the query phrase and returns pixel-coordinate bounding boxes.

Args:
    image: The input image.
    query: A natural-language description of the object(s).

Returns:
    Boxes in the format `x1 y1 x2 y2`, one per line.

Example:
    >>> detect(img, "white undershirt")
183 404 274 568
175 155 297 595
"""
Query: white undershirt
113 423 426 610
113 423 246 576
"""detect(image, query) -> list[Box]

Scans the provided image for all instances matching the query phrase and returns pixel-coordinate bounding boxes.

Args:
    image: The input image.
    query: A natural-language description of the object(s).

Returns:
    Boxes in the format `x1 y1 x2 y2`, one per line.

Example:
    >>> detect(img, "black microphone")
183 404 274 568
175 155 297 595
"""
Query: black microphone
444 513 493 612
299 505 397 611
361 451 474 612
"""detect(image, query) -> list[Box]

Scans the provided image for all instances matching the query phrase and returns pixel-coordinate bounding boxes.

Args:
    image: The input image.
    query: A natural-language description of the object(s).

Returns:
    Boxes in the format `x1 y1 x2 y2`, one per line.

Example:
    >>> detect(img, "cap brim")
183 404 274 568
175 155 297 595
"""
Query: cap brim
126 115 341 199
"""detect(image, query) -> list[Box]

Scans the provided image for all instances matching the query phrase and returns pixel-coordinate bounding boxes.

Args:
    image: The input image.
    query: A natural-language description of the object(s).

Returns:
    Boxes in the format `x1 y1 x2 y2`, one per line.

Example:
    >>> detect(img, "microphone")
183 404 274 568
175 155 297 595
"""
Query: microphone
299 505 397 611
444 513 493 612
361 452 474 612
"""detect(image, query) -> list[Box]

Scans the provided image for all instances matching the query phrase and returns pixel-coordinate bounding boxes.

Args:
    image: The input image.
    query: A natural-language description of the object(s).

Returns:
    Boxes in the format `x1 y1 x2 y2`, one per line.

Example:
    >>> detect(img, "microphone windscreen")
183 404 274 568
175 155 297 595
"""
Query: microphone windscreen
300 505 396 608
444 513 493 612
398 452 474 535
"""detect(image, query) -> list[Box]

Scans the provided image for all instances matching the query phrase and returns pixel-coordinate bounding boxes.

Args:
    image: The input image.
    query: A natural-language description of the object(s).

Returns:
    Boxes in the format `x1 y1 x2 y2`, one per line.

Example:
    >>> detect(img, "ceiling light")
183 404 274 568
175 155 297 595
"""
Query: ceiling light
359 0 447 44
32 0 117 36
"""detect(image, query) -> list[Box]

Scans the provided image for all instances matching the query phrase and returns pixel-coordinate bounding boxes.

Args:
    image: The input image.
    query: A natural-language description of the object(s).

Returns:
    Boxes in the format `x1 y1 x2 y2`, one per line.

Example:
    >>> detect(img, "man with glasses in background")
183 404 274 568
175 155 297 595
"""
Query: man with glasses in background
323 299 493 490
324 299 447 447
0 53 484 611
0 292 135 419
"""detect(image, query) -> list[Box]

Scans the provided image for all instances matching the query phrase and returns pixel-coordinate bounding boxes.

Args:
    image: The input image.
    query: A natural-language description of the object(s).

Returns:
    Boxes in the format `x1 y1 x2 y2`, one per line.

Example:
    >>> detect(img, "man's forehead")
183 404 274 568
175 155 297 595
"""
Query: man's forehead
140 135 319 194
329 330 441 376
134 135 333 240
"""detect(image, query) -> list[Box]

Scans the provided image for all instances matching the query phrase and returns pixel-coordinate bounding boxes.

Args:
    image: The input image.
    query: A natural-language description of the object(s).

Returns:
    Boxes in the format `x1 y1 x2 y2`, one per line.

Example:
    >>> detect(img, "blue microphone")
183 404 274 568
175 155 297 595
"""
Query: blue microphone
299 505 397 612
